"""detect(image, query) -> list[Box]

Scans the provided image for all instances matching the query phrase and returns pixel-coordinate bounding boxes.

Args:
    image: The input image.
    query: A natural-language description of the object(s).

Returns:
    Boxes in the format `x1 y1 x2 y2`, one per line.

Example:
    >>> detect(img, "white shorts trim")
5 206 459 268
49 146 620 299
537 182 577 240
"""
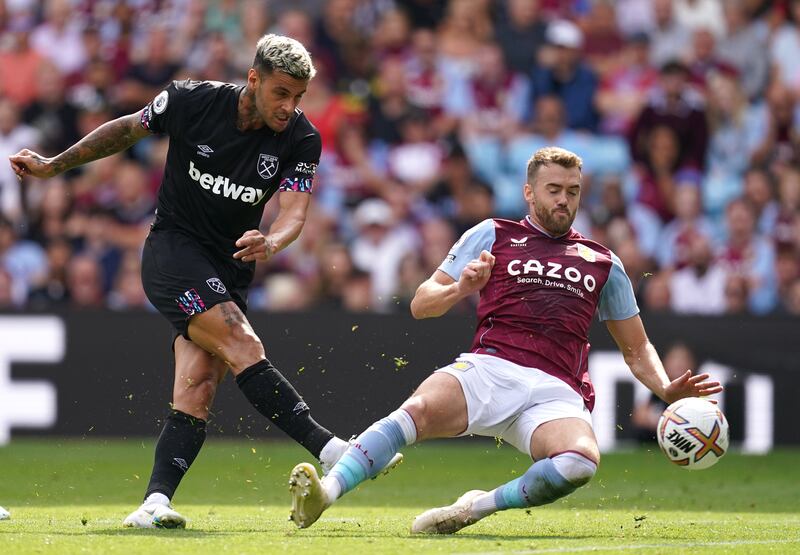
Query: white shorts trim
436 353 592 457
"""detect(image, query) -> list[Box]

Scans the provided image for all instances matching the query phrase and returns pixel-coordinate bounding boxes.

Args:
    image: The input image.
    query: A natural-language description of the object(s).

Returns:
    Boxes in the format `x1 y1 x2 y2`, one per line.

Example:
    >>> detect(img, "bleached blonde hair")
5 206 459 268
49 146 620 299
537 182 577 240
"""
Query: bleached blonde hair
253 34 316 80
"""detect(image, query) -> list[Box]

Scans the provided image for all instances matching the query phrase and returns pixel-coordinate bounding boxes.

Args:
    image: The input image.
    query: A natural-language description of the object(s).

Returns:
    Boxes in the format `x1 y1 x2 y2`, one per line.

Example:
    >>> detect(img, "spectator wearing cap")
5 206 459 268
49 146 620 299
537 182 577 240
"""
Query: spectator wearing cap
530 19 599 131
348 198 420 312
629 60 708 170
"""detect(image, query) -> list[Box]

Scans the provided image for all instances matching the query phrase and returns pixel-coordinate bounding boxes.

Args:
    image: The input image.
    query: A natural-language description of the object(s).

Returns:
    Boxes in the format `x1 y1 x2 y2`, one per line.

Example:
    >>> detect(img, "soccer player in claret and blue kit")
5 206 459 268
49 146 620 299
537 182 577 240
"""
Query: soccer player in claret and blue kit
9 34 399 529
288 146 723 533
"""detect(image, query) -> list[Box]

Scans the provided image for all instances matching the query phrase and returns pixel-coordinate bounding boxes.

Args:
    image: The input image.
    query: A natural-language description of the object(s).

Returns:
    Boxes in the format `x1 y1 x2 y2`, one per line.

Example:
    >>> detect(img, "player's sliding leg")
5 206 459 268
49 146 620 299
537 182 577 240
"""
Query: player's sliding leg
412 418 599 534
411 452 597 534
290 372 467 529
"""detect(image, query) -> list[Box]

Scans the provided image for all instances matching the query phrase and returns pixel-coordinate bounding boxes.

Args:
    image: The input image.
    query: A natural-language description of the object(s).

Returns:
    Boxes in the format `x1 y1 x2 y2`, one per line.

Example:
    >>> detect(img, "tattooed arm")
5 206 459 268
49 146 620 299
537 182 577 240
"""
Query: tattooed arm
8 110 150 180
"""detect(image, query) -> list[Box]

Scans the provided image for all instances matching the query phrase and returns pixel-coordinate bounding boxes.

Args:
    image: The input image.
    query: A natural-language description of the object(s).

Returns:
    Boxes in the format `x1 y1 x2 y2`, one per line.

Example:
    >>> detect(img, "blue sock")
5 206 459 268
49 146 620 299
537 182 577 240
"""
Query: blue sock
327 409 416 498
493 453 596 510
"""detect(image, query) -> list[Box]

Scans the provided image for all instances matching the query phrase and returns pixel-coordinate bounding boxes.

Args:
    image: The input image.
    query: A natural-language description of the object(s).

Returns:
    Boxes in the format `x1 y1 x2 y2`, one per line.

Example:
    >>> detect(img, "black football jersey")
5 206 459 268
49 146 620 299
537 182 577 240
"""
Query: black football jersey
141 79 321 263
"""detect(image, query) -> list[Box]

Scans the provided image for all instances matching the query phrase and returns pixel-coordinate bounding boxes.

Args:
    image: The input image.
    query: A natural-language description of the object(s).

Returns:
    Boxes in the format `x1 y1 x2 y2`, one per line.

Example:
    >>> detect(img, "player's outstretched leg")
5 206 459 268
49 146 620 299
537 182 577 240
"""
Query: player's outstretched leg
411 452 597 534
289 408 417 529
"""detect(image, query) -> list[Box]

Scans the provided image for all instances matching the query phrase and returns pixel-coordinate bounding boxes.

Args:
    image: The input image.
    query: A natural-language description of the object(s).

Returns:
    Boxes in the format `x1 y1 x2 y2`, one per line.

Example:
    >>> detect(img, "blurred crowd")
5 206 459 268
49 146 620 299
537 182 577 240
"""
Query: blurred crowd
0 0 799 316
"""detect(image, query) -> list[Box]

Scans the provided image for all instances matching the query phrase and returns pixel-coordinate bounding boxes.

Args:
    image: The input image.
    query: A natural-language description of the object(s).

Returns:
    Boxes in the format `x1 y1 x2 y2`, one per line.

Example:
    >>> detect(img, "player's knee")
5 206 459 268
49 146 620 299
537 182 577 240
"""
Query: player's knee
551 452 598 488
399 396 427 436
221 325 265 368
174 376 217 418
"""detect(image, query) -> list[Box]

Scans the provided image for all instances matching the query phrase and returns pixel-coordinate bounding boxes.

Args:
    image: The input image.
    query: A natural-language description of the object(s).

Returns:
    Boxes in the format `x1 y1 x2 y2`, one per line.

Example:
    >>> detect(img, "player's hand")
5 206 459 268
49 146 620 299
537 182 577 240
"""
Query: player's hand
233 230 278 263
457 250 495 295
8 149 59 180
663 370 723 404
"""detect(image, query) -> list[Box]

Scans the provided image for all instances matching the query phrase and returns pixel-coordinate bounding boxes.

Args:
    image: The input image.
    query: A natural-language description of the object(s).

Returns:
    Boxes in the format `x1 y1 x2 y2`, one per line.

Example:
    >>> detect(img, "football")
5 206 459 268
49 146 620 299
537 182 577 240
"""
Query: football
0 506 9 520
657 397 729 470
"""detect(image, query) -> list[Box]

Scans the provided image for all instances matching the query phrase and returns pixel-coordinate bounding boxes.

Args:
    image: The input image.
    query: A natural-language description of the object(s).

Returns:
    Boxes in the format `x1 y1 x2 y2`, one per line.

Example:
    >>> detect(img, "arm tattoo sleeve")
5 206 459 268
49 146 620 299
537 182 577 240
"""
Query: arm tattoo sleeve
50 114 148 174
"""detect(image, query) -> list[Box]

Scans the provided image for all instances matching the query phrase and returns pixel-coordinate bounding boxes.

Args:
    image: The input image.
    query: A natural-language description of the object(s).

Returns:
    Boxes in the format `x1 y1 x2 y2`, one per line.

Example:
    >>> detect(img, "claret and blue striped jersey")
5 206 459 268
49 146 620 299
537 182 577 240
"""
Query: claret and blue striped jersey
438 216 639 411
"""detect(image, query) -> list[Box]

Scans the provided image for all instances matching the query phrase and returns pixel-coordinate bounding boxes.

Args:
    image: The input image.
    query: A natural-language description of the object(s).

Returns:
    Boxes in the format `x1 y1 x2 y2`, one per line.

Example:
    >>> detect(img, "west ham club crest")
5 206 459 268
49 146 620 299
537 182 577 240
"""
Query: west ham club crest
257 153 279 179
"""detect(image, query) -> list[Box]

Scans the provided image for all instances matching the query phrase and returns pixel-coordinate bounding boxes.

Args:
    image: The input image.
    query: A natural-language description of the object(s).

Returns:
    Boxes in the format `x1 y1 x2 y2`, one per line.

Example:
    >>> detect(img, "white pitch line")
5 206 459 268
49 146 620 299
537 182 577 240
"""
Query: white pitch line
454 538 800 555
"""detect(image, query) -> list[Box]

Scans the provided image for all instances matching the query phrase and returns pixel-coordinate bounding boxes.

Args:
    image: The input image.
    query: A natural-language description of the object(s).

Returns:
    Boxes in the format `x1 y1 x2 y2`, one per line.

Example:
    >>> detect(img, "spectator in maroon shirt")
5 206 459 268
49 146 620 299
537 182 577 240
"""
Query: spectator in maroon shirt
634 124 702 221
629 60 708 169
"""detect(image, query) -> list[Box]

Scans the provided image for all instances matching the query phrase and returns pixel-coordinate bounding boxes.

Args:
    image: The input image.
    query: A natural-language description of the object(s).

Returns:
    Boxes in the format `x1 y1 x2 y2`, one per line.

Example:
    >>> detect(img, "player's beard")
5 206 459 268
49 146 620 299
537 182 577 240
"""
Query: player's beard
532 195 575 236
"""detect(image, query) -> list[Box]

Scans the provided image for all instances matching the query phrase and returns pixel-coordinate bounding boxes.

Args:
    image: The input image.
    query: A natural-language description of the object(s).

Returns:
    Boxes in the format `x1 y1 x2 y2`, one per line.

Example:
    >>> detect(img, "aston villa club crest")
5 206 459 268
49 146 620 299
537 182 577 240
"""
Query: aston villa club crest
577 244 597 263
206 277 227 294
257 153 279 179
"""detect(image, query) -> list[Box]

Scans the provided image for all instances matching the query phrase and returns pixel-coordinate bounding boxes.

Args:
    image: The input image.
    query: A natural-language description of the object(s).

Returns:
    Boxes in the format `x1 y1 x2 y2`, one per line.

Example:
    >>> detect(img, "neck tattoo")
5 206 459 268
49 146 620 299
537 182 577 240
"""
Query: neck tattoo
236 89 263 131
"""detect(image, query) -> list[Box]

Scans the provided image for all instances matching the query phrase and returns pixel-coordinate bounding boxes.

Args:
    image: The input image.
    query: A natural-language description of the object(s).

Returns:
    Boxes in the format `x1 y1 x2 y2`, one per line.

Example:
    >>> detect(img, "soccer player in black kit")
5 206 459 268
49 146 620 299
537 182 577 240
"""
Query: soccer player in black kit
9 34 399 529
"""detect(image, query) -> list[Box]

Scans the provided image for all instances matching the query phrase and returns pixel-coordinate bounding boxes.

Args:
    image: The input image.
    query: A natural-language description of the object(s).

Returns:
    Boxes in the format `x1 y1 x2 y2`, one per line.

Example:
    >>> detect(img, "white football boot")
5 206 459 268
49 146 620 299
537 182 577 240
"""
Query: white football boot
411 490 487 534
122 501 186 529
289 462 330 529
320 437 404 478
0 506 9 520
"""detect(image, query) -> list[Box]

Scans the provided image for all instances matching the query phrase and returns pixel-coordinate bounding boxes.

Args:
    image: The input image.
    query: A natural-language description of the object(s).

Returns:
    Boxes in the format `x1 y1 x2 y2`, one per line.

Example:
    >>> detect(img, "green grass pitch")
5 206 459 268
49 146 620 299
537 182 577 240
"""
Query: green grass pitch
1 439 798 554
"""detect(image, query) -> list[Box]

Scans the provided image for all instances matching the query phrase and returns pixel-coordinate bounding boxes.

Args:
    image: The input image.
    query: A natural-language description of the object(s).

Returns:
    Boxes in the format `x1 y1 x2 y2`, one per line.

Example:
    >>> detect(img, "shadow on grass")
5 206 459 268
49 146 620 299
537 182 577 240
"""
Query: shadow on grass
88 528 237 537
288 530 594 541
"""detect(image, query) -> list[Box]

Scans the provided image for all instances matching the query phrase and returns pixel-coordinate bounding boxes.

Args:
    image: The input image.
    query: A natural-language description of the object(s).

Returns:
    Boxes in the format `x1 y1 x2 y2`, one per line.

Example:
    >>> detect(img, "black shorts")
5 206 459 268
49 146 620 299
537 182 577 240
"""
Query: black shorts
141 227 252 339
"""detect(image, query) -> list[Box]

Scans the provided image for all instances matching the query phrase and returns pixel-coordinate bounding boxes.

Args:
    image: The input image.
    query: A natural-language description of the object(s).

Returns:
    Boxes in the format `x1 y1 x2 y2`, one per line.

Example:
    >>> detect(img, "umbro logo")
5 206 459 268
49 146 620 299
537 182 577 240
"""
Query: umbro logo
292 401 309 414
196 144 213 158
172 457 189 473
510 237 529 246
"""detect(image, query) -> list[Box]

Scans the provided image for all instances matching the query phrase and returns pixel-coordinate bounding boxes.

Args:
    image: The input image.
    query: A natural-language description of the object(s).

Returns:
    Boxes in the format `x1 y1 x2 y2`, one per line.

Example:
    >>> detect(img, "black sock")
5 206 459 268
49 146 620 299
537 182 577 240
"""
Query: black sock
235 359 334 458
144 409 207 501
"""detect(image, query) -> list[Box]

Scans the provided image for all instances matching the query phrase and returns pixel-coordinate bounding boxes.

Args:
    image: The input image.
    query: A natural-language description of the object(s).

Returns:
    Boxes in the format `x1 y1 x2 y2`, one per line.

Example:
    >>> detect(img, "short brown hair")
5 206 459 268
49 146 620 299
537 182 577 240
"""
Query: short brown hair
526 146 583 183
